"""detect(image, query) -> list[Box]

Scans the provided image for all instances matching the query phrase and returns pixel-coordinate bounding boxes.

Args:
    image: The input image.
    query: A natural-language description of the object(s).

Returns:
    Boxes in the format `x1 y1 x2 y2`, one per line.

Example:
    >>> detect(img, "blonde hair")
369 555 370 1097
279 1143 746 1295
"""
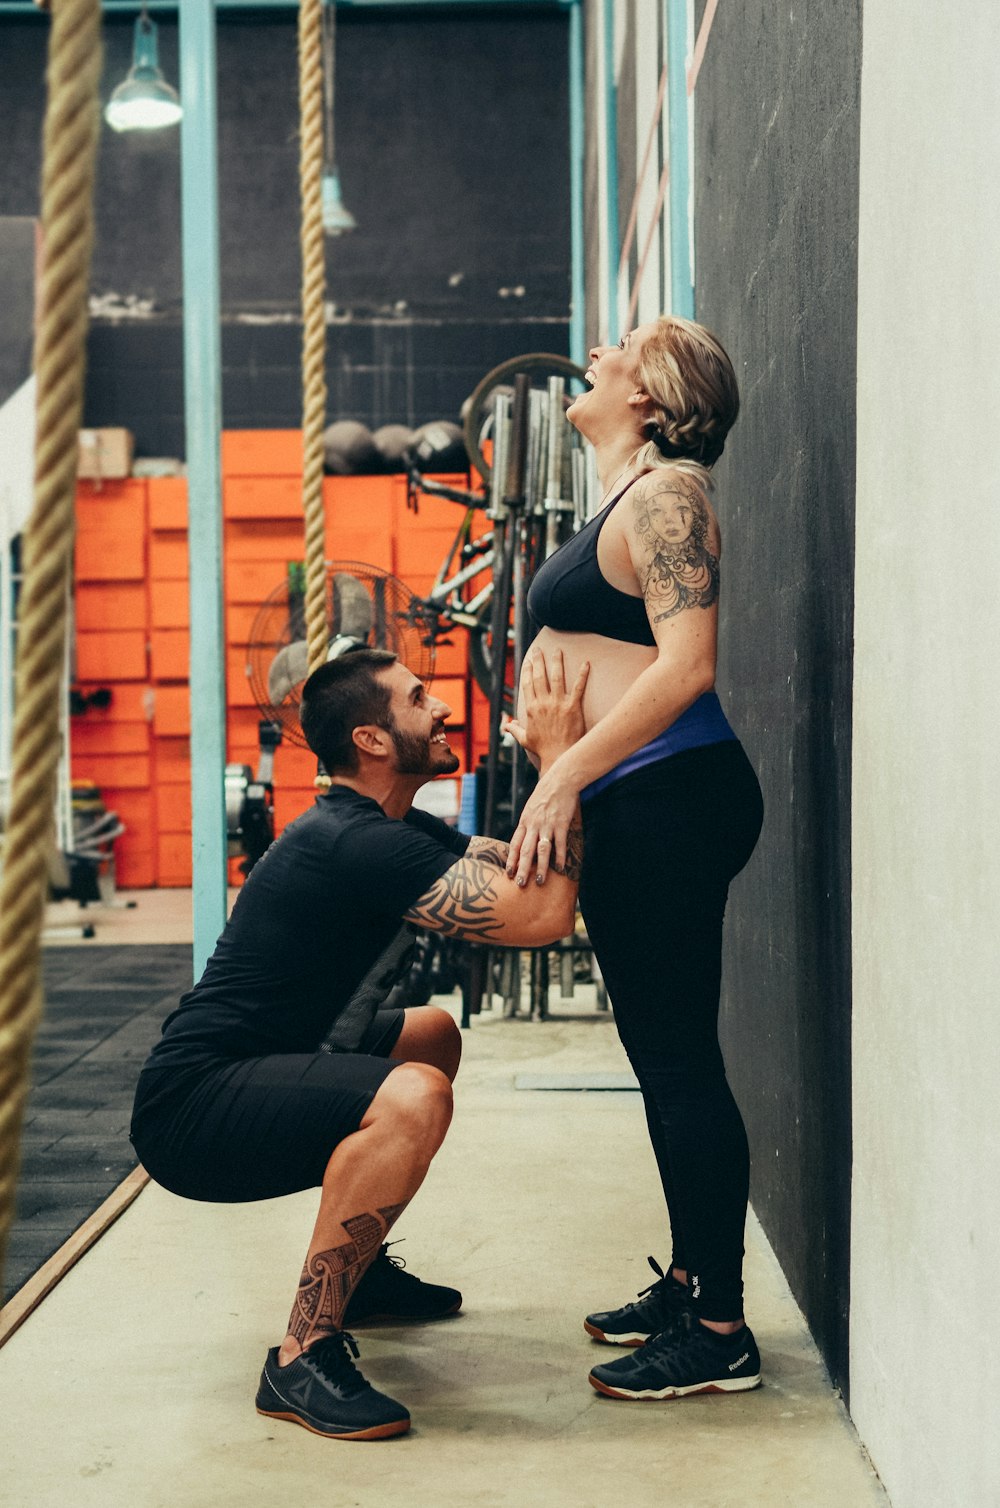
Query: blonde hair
631 316 740 486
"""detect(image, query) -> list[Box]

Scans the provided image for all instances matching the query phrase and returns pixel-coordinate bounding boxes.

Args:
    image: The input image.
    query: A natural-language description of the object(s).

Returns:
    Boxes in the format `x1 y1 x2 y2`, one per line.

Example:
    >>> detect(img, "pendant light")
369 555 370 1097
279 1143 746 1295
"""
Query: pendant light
105 6 183 134
321 0 356 235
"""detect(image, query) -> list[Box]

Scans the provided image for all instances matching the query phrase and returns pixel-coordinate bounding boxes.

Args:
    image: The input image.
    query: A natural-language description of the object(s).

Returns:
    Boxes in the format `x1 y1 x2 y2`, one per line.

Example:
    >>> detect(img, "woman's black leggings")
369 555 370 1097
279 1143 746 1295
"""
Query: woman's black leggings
579 738 763 1322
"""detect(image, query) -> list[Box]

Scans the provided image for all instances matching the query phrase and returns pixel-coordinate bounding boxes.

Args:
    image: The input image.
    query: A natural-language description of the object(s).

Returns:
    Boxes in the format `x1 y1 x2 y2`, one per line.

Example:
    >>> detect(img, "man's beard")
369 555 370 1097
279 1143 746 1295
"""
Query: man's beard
388 723 460 777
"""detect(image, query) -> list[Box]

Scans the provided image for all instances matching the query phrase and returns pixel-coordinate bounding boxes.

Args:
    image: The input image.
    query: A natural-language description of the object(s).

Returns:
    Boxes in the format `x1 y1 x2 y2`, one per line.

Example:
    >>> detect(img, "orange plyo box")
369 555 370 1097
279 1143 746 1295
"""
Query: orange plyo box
222 430 304 477
225 477 306 521
76 629 148 682
150 629 190 682
148 477 188 530
150 534 189 581
75 582 147 632
157 832 192 888
153 685 191 737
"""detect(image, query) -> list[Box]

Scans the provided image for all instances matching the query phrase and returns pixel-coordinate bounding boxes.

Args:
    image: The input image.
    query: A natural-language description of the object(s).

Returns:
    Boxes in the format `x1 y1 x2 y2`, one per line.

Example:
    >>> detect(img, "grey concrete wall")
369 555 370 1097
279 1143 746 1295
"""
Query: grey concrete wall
692 0 862 1391
851 2 1000 1501
0 12 570 456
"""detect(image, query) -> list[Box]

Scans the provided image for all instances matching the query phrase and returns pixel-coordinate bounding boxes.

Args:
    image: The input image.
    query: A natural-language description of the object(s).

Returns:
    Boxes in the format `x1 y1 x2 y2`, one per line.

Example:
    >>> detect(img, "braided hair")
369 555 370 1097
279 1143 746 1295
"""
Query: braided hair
632 317 739 484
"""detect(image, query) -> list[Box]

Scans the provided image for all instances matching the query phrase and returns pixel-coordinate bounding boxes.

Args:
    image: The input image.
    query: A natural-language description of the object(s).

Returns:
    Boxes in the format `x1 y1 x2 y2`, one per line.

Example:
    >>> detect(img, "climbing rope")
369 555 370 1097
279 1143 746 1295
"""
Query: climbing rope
0 0 103 1297
298 0 329 675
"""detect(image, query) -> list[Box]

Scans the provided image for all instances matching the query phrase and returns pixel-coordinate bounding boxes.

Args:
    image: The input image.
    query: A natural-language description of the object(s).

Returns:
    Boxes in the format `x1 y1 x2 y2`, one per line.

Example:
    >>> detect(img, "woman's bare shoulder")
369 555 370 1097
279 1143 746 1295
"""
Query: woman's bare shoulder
622 467 721 554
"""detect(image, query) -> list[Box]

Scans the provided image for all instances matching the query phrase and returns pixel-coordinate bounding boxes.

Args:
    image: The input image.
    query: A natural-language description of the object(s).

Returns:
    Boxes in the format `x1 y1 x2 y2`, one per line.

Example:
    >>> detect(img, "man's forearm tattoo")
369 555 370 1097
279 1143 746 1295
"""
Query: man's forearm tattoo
403 853 507 940
288 1202 406 1347
632 479 720 622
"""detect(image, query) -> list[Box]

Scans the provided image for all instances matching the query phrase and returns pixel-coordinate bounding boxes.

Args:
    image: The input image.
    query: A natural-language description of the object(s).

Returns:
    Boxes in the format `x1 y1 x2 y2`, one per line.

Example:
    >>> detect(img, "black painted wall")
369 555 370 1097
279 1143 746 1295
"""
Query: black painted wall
692 1 861 1393
0 9 570 457
0 219 36 407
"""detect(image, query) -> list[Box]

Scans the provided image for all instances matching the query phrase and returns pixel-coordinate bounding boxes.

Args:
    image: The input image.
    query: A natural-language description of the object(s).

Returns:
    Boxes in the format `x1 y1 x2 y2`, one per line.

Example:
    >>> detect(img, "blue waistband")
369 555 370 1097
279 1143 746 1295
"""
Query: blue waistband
580 691 737 803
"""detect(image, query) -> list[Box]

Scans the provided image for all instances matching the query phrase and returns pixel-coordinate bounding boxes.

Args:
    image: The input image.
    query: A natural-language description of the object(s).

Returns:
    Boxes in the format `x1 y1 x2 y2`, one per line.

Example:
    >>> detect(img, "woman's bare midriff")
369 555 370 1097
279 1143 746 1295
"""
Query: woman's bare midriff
524 626 658 731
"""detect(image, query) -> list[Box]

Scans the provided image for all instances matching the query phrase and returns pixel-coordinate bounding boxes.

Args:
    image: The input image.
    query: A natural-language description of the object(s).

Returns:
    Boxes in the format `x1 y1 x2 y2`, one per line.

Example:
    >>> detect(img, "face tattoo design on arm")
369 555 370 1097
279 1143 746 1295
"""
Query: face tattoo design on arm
632 476 720 623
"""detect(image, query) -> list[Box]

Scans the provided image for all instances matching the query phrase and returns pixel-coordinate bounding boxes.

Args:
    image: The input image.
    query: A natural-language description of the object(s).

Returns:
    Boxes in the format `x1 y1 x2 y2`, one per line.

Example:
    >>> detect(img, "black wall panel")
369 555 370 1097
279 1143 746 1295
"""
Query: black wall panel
0 218 36 407
0 10 570 456
691 0 861 1392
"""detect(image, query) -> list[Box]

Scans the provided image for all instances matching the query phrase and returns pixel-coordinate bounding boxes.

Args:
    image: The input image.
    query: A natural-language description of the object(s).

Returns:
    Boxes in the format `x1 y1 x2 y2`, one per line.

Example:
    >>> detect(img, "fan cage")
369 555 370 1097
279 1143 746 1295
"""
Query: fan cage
246 562 436 748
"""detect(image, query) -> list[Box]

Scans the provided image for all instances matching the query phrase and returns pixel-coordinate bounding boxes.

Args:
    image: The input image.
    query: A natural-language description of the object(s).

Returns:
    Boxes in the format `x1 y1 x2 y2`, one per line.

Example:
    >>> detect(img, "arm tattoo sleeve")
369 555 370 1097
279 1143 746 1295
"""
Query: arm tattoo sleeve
466 835 511 867
631 478 720 623
403 851 509 940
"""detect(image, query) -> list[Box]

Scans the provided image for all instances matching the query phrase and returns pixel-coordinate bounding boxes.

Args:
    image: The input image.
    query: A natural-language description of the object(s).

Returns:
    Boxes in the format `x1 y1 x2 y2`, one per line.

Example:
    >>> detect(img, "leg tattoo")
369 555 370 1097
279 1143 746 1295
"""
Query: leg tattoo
288 1203 407 1350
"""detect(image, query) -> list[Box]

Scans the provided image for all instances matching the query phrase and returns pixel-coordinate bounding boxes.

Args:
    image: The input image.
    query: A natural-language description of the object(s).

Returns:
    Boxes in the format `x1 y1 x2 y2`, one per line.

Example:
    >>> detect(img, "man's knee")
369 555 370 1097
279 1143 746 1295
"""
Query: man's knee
424 1007 462 1078
369 1061 454 1142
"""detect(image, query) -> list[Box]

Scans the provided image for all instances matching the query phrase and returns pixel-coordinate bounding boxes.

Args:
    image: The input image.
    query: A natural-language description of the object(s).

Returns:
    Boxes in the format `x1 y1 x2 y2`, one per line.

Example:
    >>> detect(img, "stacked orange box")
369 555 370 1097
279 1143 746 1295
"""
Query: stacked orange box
72 479 155 887
147 476 193 885
390 474 489 776
71 435 481 887
224 433 323 840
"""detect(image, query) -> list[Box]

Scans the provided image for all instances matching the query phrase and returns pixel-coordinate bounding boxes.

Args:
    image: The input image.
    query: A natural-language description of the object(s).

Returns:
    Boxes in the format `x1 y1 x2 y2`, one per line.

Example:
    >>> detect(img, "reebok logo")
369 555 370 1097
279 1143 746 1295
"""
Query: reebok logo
729 1352 750 1371
283 1373 317 1410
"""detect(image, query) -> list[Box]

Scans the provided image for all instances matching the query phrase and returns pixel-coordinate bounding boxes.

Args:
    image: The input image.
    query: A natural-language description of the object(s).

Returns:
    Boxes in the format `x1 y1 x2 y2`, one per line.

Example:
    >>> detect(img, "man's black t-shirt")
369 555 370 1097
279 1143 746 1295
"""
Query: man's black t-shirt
141 786 468 1070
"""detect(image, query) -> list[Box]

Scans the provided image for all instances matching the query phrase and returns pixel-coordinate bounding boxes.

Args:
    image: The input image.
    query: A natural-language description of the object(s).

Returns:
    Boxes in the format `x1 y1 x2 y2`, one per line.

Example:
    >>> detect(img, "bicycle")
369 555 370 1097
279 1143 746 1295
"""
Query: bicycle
401 351 590 717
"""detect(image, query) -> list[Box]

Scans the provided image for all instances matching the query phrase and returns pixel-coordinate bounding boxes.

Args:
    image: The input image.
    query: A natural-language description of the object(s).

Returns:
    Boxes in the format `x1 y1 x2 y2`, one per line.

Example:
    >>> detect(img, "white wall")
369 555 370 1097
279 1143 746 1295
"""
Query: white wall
851 3 1000 1503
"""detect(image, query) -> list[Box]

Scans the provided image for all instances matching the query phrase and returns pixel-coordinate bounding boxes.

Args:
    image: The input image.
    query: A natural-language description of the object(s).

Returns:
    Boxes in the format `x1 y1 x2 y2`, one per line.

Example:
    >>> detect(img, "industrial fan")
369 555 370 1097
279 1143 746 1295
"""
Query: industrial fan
247 561 435 744
226 561 436 873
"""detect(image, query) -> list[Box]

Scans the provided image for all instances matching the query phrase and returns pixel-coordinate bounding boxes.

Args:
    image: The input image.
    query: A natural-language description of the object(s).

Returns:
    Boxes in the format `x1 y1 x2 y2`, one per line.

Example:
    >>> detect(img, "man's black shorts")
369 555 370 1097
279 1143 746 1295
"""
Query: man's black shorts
130 1008 405 1204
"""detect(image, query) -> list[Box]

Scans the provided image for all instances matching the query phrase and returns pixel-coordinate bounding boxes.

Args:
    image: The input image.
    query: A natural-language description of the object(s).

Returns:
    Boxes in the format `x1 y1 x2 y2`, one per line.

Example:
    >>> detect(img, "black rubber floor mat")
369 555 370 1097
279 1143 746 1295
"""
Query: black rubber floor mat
3 945 193 1302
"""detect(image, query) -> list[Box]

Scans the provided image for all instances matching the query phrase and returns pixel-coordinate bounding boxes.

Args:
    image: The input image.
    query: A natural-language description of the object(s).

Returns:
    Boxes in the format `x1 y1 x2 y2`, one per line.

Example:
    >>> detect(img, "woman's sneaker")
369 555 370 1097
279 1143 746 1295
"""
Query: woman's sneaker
588 1310 762 1401
255 1331 411 1440
343 1242 462 1326
584 1256 691 1345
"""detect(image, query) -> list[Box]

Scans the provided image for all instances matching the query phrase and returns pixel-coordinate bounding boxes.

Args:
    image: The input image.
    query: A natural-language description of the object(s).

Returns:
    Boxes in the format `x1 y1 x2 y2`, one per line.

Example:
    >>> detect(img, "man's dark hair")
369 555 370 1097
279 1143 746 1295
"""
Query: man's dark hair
299 649 397 774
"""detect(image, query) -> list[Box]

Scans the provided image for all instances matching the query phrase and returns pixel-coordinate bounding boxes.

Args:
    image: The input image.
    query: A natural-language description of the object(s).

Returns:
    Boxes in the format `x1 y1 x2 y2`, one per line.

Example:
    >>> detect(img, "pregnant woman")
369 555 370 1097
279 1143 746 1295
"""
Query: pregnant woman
505 316 764 1402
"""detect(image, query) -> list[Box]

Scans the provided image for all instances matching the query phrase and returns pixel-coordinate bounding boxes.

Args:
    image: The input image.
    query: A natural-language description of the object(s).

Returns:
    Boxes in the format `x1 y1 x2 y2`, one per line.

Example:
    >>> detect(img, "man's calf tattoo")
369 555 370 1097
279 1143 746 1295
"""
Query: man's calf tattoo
288 1201 407 1349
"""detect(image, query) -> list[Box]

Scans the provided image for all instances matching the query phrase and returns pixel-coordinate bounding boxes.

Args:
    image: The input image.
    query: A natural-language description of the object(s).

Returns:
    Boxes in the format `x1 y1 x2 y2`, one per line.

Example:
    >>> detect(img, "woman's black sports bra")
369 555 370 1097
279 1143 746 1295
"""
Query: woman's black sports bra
526 476 655 646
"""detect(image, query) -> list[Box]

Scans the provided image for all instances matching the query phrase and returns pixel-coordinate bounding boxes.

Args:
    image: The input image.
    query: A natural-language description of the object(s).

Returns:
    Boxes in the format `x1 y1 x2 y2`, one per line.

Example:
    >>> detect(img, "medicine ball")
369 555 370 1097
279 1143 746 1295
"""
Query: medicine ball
409 420 467 473
323 420 380 475
372 423 415 472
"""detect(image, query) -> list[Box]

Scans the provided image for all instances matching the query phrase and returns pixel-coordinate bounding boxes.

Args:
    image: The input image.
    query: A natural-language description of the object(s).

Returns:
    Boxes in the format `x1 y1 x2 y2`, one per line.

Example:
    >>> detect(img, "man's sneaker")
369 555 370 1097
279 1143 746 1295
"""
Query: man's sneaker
343 1243 462 1326
589 1309 762 1400
255 1331 410 1440
584 1256 692 1346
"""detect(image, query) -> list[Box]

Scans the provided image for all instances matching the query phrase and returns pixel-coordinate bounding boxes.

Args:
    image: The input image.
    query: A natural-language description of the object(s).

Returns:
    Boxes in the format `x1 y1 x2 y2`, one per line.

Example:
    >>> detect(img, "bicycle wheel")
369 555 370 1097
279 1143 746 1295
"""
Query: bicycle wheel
468 595 515 714
462 352 586 485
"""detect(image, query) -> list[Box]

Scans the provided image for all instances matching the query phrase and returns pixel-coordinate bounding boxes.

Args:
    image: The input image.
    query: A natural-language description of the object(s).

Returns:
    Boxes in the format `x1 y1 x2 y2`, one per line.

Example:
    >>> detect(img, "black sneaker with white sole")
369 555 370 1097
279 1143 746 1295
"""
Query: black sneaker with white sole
255 1331 411 1440
343 1242 462 1326
584 1256 692 1346
588 1309 762 1401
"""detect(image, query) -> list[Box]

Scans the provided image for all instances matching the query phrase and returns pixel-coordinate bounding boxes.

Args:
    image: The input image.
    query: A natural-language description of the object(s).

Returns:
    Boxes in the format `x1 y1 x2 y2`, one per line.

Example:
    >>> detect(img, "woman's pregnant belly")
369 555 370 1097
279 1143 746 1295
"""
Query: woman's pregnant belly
522 626 658 731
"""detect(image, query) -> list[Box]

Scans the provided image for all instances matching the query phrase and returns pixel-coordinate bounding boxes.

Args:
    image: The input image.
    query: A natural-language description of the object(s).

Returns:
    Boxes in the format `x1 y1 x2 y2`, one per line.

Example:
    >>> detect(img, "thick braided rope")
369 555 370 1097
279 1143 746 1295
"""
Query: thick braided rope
0 0 102 1297
298 0 329 674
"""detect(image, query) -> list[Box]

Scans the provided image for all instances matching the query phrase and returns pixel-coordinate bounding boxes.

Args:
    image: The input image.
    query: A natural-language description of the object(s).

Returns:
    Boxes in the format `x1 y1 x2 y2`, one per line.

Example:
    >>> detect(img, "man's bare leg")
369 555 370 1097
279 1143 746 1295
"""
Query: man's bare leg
278 1061 453 1366
390 1005 462 1081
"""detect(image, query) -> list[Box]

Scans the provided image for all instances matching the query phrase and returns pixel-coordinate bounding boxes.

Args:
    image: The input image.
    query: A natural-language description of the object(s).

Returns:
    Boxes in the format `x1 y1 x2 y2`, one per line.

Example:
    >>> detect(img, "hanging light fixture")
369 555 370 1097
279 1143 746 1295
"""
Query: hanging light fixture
105 6 183 134
321 0 356 235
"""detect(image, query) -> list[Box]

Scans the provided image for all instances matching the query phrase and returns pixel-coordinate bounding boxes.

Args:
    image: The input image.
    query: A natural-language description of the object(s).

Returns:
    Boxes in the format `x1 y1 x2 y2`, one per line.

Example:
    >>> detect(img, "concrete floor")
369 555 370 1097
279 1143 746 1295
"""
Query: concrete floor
3 889 886 1507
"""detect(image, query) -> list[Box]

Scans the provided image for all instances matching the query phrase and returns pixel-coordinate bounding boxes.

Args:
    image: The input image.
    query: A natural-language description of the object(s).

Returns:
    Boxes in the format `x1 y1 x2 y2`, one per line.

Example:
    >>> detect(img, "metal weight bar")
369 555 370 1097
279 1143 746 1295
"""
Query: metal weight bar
529 943 549 1021
500 947 520 1018
483 374 529 840
559 931 575 996
544 377 566 557
487 392 511 522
